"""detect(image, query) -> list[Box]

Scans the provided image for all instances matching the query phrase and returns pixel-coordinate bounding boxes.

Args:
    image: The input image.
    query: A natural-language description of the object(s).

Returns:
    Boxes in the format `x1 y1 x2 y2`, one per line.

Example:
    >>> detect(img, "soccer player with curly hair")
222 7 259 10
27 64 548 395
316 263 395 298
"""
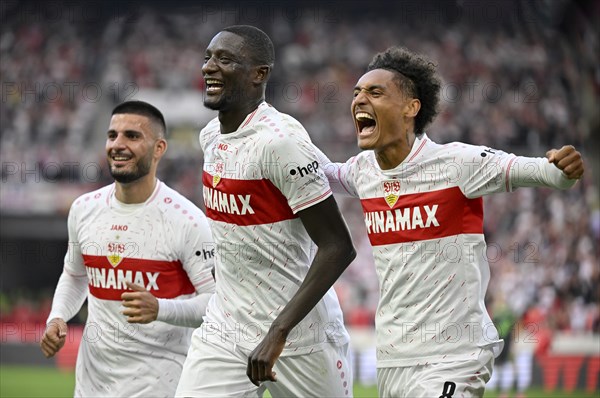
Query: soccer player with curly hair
318 46 584 397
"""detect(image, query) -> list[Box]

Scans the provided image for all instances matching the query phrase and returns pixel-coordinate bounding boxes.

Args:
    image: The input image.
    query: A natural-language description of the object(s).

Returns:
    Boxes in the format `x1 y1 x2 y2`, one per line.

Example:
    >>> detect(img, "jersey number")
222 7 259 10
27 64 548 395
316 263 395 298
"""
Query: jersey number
439 381 456 398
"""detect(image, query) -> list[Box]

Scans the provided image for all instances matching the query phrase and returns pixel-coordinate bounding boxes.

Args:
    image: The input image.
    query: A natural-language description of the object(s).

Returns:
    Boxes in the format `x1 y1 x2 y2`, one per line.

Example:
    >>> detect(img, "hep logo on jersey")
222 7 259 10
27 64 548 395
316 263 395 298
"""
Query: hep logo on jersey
288 161 319 179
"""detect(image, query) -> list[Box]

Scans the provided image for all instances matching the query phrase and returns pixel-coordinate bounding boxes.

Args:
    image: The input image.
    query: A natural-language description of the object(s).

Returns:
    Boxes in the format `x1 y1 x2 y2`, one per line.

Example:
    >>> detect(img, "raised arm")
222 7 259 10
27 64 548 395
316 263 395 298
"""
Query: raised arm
509 145 583 190
545 145 584 180
312 144 359 197
246 195 356 385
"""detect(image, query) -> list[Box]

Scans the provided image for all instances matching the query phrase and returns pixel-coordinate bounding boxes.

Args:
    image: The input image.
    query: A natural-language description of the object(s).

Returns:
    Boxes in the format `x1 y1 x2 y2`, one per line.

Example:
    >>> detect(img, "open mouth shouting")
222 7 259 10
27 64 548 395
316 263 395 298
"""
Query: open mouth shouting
355 111 377 137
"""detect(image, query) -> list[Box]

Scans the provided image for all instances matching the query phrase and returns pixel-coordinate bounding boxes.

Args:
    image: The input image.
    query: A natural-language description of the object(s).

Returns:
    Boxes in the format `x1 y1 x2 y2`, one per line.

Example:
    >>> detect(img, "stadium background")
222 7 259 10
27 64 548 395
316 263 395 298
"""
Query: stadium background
1 0 598 396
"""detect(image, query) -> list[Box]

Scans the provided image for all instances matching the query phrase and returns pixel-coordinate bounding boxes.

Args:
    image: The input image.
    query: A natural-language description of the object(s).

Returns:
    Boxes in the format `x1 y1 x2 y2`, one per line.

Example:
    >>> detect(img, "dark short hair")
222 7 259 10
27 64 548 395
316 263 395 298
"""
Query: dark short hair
111 100 167 137
368 47 441 135
222 25 274 68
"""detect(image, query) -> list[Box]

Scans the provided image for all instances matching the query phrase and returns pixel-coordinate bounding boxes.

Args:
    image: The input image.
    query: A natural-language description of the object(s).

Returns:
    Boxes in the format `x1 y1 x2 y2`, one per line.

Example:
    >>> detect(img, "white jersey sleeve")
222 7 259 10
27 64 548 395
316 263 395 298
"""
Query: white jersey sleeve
261 120 332 213
47 203 88 323
175 207 215 294
156 191 215 327
156 294 211 327
453 144 576 198
156 222 215 327
508 156 577 190
46 273 88 323
451 144 516 198
312 145 359 197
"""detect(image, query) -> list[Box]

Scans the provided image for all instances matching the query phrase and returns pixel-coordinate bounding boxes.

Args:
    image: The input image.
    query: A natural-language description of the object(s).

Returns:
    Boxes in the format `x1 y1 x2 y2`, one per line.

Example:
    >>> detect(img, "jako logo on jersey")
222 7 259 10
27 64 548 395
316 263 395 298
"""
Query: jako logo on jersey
203 186 255 215
217 143 228 151
289 161 319 178
382 180 401 208
111 224 128 231
107 242 125 267
365 205 439 234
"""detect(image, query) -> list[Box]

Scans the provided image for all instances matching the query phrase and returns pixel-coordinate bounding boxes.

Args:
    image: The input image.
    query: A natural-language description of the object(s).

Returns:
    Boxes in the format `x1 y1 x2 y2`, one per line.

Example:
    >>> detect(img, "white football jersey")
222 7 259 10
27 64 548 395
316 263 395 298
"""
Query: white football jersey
199 102 349 355
60 181 214 397
325 134 575 367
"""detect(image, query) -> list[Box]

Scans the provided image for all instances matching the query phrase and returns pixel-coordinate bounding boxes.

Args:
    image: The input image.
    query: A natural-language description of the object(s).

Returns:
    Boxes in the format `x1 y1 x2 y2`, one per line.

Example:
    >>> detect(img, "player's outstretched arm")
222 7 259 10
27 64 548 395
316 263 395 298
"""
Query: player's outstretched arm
477 144 585 196
546 145 584 180
40 318 67 358
246 196 356 386
312 145 358 197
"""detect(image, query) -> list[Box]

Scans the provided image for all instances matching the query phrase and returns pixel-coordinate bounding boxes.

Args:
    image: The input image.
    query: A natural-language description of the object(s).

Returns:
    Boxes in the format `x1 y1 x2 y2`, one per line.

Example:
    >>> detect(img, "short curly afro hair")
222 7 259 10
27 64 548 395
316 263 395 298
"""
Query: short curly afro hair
368 47 441 135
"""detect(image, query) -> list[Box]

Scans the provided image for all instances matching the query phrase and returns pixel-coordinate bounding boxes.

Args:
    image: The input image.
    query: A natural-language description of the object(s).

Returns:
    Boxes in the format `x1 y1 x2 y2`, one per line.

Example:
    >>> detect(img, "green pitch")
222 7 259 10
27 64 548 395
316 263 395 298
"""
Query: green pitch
0 366 597 397
1 366 75 397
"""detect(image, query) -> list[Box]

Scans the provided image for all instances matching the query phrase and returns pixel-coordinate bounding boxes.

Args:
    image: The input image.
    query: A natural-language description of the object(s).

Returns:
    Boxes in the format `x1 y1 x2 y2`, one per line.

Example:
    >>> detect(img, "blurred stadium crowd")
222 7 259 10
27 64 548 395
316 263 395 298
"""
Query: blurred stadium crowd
1 0 599 347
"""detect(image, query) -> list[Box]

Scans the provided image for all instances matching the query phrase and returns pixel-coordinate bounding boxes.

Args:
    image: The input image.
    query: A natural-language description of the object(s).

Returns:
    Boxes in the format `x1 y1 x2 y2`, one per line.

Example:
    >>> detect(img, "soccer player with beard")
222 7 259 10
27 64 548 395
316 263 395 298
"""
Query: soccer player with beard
315 47 584 397
40 100 216 397
175 25 356 397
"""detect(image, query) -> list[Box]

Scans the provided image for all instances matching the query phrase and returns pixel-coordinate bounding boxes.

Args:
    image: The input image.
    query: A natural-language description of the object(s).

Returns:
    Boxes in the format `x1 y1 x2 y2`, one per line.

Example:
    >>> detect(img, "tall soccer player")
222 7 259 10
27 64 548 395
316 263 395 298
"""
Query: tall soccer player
175 25 356 397
316 47 584 397
40 101 216 397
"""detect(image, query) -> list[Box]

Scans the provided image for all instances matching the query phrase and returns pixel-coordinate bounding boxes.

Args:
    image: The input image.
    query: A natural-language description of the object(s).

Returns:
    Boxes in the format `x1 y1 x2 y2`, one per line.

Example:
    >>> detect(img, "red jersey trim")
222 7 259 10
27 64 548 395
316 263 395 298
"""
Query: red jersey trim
291 190 332 213
360 186 483 246
106 185 115 206
147 180 163 204
406 138 428 163
83 255 195 300
505 157 516 192
240 107 259 129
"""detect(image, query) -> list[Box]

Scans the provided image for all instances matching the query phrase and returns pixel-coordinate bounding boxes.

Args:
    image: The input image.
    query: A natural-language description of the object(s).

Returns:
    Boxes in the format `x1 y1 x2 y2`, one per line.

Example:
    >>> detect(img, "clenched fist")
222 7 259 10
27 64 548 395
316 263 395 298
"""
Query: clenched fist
121 282 159 324
546 145 584 180
40 318 67 358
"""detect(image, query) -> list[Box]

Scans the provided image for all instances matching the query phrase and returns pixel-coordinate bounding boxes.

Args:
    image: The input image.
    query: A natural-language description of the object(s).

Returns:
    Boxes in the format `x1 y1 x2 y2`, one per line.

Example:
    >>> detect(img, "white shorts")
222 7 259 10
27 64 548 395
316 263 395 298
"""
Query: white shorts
377 348 494 398
176 324 353 398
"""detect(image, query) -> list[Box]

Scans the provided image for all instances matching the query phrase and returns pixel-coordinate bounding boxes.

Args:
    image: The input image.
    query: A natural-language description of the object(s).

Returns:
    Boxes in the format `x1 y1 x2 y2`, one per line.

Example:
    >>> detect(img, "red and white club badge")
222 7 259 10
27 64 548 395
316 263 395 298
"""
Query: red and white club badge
382 180 401 208
213 162 224 188
107 242 125 267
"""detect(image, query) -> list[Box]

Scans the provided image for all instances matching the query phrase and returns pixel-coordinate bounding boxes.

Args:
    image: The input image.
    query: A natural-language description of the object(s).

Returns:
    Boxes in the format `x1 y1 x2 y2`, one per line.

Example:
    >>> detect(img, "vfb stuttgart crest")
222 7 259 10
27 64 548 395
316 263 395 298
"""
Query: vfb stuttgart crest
382 180 401 208
213 162 224 188
107 242 125 267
